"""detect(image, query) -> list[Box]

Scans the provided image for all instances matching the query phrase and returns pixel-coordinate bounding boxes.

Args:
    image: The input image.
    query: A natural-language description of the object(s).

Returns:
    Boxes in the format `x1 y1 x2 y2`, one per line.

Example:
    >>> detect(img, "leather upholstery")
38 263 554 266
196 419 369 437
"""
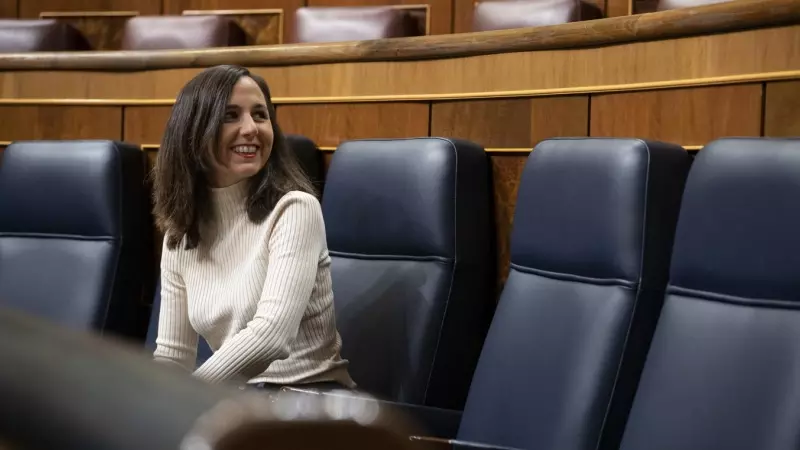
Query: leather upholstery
457 138 691 450
0 19 90 52
473 0 601 32
121 15 246 50
657 0 731 10
619 138 800 450
145 134 324 366
322 138 494 411
0 140 148 339
294 6 421 43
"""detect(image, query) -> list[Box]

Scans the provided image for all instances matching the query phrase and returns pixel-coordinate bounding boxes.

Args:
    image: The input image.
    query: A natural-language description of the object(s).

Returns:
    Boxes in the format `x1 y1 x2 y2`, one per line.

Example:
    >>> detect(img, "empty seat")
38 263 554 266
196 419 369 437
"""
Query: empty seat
454 138 691 450
121 15 246 50
321 138 495 411
657 0 732 10
473 0 602 32
0 140 149 340
145 134 324 366
294 6 421 43
619 138 800 450
0 19 90 52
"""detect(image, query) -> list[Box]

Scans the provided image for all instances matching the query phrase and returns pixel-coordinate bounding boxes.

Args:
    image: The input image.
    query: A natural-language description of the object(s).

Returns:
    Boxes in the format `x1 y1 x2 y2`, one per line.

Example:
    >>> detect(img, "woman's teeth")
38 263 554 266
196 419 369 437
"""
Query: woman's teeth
232 145 257 154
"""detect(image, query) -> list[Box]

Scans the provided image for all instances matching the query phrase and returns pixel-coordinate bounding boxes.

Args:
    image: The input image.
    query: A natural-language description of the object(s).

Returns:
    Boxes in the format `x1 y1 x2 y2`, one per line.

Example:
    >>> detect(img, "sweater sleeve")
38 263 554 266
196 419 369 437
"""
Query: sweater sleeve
192 192 324 384
153 236 199 372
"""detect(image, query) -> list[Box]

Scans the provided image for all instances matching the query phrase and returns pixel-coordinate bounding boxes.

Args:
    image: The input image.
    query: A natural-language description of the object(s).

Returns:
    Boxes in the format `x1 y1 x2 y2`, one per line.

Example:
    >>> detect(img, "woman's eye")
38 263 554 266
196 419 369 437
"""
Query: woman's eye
224 111 237 121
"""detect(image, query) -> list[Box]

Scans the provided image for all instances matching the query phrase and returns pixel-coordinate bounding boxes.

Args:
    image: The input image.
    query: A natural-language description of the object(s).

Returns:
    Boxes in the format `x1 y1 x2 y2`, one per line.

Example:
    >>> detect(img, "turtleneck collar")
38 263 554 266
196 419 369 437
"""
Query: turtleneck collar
210 179 249 220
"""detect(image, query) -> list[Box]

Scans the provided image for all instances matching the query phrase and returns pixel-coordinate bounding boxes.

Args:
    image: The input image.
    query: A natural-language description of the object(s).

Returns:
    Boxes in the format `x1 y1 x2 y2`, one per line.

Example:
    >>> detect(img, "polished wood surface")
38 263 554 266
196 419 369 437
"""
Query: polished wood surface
590 84 764 145
0 106 122 140
0 0 17 17
764 80 800 137
0 0 796 70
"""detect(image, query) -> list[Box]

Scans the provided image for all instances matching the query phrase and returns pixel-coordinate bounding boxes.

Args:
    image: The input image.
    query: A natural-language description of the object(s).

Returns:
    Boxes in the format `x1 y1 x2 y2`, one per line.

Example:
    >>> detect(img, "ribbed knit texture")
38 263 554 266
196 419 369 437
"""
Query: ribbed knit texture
153 181 354 387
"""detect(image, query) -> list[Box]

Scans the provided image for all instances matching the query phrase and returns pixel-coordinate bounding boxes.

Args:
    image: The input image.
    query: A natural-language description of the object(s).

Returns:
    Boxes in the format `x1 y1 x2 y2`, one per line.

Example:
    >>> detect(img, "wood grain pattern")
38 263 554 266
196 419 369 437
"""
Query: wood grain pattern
590 84 763 145
21 0 159 18
491 154 528 288
123 106 172 145
0 106 122 140
308 0 449 34
764 80 800 137
1 0 797 70
606 0 631 16
164 0 303 43
430 97 589 148
278 103 430 147
0 0 17 17
40 11 137 50
182 9 283 45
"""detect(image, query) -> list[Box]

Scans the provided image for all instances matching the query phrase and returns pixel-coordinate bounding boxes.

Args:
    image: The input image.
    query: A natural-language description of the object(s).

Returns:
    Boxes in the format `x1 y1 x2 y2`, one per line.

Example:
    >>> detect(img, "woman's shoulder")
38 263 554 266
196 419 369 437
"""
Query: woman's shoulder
273 190 322 213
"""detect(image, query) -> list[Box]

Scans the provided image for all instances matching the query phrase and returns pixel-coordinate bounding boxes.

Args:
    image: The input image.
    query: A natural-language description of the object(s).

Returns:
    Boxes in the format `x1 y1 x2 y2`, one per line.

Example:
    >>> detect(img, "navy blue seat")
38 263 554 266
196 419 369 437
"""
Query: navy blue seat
321 137 495 411
619 138 800 450
0 140 148 340
451 138 691 450
145 134 323 366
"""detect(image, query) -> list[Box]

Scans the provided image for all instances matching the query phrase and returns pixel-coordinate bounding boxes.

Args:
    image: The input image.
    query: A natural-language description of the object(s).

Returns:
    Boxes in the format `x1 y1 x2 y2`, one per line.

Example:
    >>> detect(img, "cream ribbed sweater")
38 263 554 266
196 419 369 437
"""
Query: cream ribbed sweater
153 182 354 387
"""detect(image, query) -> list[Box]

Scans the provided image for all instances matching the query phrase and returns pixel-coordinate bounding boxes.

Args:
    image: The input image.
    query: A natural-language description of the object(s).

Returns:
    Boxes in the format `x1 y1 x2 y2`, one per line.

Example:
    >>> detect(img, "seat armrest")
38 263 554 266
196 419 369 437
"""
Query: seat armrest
280 386 462 438
411 436 526 450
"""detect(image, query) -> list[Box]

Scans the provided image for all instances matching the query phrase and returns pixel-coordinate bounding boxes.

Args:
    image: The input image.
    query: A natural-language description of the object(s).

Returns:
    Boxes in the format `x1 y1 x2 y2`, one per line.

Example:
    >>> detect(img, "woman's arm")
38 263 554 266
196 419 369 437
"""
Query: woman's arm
153 237 199 372
193 192 323 384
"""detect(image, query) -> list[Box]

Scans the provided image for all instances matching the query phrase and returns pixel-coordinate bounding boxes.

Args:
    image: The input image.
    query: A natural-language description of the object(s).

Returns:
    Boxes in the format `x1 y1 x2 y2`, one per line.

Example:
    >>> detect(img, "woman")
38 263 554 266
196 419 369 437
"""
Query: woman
151 65 354 390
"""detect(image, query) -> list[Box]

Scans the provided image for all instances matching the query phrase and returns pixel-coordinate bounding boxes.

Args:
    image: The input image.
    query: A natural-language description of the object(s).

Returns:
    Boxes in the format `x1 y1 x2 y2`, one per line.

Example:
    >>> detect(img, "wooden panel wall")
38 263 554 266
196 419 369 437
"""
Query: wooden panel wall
590 84 764 145
0 0 17 17
0 106 122 140
764 80 800 137
0 80 796 292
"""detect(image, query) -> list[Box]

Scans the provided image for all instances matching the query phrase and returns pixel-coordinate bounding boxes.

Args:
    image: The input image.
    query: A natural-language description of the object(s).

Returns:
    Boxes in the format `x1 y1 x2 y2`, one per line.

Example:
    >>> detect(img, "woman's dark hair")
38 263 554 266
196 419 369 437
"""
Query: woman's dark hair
153 64 316 251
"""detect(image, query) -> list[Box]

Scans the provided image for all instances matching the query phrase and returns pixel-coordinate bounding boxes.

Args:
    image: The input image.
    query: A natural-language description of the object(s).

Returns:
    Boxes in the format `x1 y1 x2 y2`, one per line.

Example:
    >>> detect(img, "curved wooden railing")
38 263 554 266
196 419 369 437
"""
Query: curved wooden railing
0 0 796 70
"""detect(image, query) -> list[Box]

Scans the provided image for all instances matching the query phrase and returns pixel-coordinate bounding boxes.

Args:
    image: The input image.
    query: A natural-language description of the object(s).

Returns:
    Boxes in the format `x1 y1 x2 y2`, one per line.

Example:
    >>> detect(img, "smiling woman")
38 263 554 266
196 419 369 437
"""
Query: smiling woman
150 65 355 390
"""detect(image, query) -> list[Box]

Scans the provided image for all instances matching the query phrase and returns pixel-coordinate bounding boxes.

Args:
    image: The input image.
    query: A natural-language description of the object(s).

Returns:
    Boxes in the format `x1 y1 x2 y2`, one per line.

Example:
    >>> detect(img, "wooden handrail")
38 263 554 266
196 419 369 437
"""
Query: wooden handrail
0 0 797 71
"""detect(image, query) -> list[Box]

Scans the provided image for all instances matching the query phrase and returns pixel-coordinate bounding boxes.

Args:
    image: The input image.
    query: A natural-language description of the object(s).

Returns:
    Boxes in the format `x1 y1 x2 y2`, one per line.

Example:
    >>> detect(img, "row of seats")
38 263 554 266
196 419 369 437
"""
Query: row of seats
0 0 731 52
284 136 800 450
1 135 797 450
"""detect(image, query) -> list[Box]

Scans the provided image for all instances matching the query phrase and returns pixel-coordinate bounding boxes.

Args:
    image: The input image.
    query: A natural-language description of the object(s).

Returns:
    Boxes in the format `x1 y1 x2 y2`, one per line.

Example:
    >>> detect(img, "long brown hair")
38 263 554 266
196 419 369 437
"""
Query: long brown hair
153 65 316 251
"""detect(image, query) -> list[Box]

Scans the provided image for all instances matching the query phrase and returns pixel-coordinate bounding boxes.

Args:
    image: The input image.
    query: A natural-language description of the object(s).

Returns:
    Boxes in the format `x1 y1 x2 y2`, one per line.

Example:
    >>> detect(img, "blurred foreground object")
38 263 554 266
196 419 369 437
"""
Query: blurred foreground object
0 308 427 450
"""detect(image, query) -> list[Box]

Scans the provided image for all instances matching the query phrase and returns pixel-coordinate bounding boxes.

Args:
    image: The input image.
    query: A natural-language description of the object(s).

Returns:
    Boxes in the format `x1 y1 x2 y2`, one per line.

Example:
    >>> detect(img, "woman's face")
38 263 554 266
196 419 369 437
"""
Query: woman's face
210 76 274 187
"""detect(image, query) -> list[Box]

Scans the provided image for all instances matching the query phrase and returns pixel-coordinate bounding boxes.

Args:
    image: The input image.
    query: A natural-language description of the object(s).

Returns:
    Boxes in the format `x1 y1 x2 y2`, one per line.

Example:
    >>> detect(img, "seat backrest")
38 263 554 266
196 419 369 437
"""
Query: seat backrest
121 15 246 50
0 19 90 52
145 134 324 365
0 140 148 340
657 0 732 10
473 0 601 32
457 138 691 450
294 6 421 43
322 138 494 411
619 138 800 450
